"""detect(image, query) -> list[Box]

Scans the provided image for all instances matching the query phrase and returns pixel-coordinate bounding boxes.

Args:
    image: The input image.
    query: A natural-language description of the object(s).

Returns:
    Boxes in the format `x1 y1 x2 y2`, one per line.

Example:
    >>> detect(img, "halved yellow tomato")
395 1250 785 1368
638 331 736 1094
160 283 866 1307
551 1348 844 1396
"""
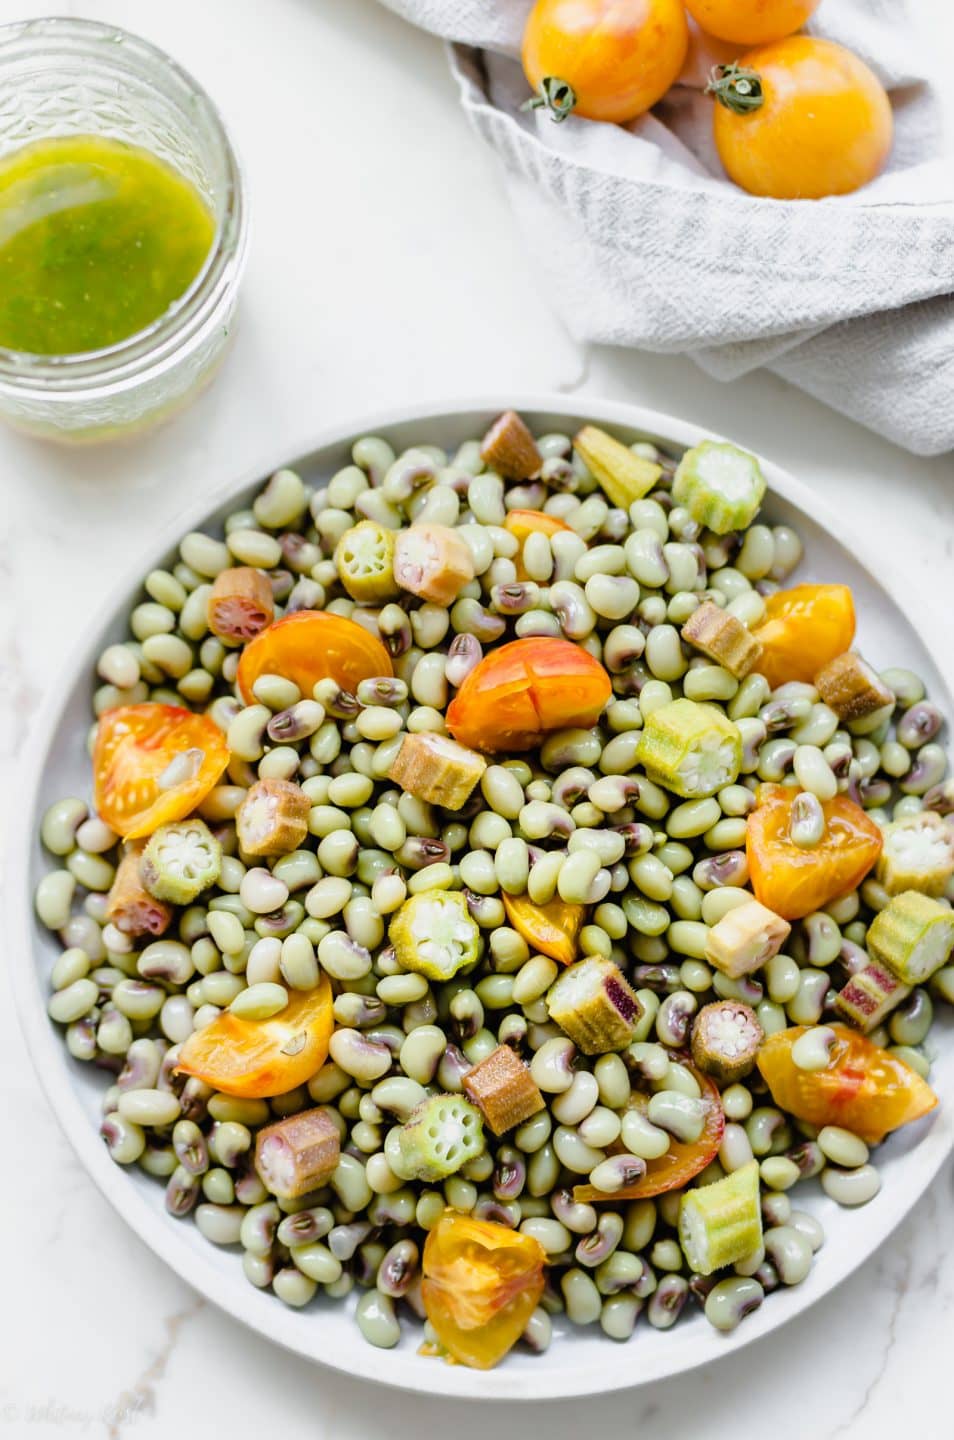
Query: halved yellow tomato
757 1024 936 1145
446 637 612 753
502 892 584 966
175 976 334 1098
747 783 882 921
422 1212 546 1369
236 610 392 703
93 703 229 840
574 1064 724 1202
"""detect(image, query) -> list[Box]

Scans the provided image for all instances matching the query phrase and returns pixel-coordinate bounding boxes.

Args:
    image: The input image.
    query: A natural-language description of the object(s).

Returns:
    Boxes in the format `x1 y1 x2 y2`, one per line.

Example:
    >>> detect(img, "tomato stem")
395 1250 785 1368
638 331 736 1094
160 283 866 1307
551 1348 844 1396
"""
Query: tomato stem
521 76 577 123
706 63 764 115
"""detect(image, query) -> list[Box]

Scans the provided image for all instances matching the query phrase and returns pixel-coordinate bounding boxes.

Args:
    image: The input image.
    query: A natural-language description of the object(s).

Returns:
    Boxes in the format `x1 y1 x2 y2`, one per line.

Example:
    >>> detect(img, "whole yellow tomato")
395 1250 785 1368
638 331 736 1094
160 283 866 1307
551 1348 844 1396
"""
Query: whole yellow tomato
709 37 893 199
522 0 689 124
687 0 821 46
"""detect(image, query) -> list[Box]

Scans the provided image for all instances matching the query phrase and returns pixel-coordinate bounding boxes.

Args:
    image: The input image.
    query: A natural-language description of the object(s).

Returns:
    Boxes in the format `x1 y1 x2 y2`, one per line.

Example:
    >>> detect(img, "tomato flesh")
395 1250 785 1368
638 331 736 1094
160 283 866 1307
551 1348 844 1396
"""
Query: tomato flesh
422 1212 546 1369
505 510 573 581
747 783 882 921
502 892 583 966
93 703 229 840
574 1064 724 1202
236 610 392 704
758 1024 937 1145
751 583 855 688
175 976 334 1098
446 637 612 753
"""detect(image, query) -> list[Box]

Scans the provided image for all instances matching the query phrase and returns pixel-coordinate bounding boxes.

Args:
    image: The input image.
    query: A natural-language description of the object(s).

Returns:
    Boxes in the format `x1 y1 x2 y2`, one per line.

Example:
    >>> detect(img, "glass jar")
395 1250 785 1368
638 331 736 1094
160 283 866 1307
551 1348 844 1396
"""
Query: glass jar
0 17 248 441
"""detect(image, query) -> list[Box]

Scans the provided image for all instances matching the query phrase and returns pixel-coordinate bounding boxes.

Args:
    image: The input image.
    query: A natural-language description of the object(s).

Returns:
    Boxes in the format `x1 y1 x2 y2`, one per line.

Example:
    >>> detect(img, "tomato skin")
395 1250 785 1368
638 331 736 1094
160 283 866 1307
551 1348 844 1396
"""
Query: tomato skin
446 637 612 753
505 510 573 580
422 1212 546 1369
712 38 893 200
574 1064 724 1202
747 783 882 921
522 0 689 125
236 610 393 704
175 976 333 1098
686 0 820 46
504 509 572 543
502 893 584 966
93 704 229 840
750 583 855 688
758 1024 937 1144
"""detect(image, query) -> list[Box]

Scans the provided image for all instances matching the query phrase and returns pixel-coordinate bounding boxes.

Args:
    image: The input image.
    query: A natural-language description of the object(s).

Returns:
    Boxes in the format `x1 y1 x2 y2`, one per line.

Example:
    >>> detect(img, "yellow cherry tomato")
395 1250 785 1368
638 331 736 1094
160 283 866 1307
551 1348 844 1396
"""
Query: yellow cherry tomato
709 37 893 199
522 0 689 125
687 0 821 46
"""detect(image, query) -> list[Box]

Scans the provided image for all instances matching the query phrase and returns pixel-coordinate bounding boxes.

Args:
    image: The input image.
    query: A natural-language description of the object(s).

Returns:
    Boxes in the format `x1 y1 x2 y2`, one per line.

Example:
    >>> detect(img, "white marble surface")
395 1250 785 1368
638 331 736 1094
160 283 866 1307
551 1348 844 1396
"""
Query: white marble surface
2 0 953 1435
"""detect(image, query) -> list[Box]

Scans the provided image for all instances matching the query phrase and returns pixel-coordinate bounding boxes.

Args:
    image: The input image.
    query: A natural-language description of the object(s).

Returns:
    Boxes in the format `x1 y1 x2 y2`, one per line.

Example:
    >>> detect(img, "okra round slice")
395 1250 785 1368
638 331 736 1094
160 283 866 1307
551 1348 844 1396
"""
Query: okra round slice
389 889 480 981
334 521 398 603
636 698 742 799
141 818 222 904
672 440 766 535
388 1094 485 1182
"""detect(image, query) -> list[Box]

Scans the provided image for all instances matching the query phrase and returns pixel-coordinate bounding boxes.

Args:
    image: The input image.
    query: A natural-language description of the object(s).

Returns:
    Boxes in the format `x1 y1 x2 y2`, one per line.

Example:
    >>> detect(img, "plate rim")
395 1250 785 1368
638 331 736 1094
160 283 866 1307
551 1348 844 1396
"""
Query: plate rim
11 391 953 1402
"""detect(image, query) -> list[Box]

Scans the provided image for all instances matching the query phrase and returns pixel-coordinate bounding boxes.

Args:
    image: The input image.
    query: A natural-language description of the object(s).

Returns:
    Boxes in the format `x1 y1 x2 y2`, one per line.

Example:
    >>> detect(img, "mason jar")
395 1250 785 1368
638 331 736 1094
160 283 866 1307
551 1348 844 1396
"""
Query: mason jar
0 17 248 441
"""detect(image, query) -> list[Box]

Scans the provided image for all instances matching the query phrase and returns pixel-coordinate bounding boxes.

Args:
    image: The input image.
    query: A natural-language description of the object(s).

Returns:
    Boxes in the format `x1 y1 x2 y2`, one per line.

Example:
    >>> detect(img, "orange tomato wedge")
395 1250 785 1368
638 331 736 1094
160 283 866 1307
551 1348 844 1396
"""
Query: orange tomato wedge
747 783 882 921
93 703 229 840
751 583 855 689
446 637 612 753
502 892 584 966
236 610 392 703
505 510 573 581
504 509 572 543
574 1064 724 1202
175 976 334 1098
757 1024 937 1145
422 1212 546 1369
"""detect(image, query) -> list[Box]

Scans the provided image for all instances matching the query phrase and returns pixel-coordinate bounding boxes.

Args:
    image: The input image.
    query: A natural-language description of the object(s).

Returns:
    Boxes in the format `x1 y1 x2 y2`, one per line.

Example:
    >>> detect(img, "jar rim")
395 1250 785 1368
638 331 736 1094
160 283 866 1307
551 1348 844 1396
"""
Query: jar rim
0 16 248 390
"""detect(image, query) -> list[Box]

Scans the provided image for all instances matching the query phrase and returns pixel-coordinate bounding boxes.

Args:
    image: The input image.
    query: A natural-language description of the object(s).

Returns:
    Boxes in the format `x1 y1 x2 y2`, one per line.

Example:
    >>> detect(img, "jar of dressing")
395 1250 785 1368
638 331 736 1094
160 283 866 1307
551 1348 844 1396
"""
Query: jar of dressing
0 17 248 441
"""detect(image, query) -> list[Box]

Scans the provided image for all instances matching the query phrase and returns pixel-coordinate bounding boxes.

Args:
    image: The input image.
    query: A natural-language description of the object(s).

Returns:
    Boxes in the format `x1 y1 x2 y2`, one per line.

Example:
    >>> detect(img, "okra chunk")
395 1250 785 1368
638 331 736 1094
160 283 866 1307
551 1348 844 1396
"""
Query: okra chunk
236 778 310 857
835 962 911 1033
705 899 791 979
388 1094 485 1182
389 889 480 981
573 424 661 509
867 890 954 985
254 1107 340 1199
637 698 742 799
672 440 766 535
681 600 762 680
207 566 274 644
140 818 221 904
393 523 475 606
876 812 954 897
334 520 398 602
814 651 894 722
546 957 643 1055
480 410 542 481
679 1160 762 1276
691 1001 764 1083
463 1045 545 1135
106 844 173 937
388 731 486 810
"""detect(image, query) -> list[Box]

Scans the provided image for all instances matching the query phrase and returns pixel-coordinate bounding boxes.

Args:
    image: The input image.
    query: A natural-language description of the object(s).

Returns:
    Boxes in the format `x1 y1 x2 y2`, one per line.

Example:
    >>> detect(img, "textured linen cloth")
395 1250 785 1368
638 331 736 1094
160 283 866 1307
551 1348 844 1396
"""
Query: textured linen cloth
380 0 954 455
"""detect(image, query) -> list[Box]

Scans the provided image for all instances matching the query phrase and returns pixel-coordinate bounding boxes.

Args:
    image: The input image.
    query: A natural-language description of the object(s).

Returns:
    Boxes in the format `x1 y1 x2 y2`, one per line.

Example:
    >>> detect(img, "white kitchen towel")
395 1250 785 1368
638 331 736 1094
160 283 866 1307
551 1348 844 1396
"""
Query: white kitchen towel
381 0 954 455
